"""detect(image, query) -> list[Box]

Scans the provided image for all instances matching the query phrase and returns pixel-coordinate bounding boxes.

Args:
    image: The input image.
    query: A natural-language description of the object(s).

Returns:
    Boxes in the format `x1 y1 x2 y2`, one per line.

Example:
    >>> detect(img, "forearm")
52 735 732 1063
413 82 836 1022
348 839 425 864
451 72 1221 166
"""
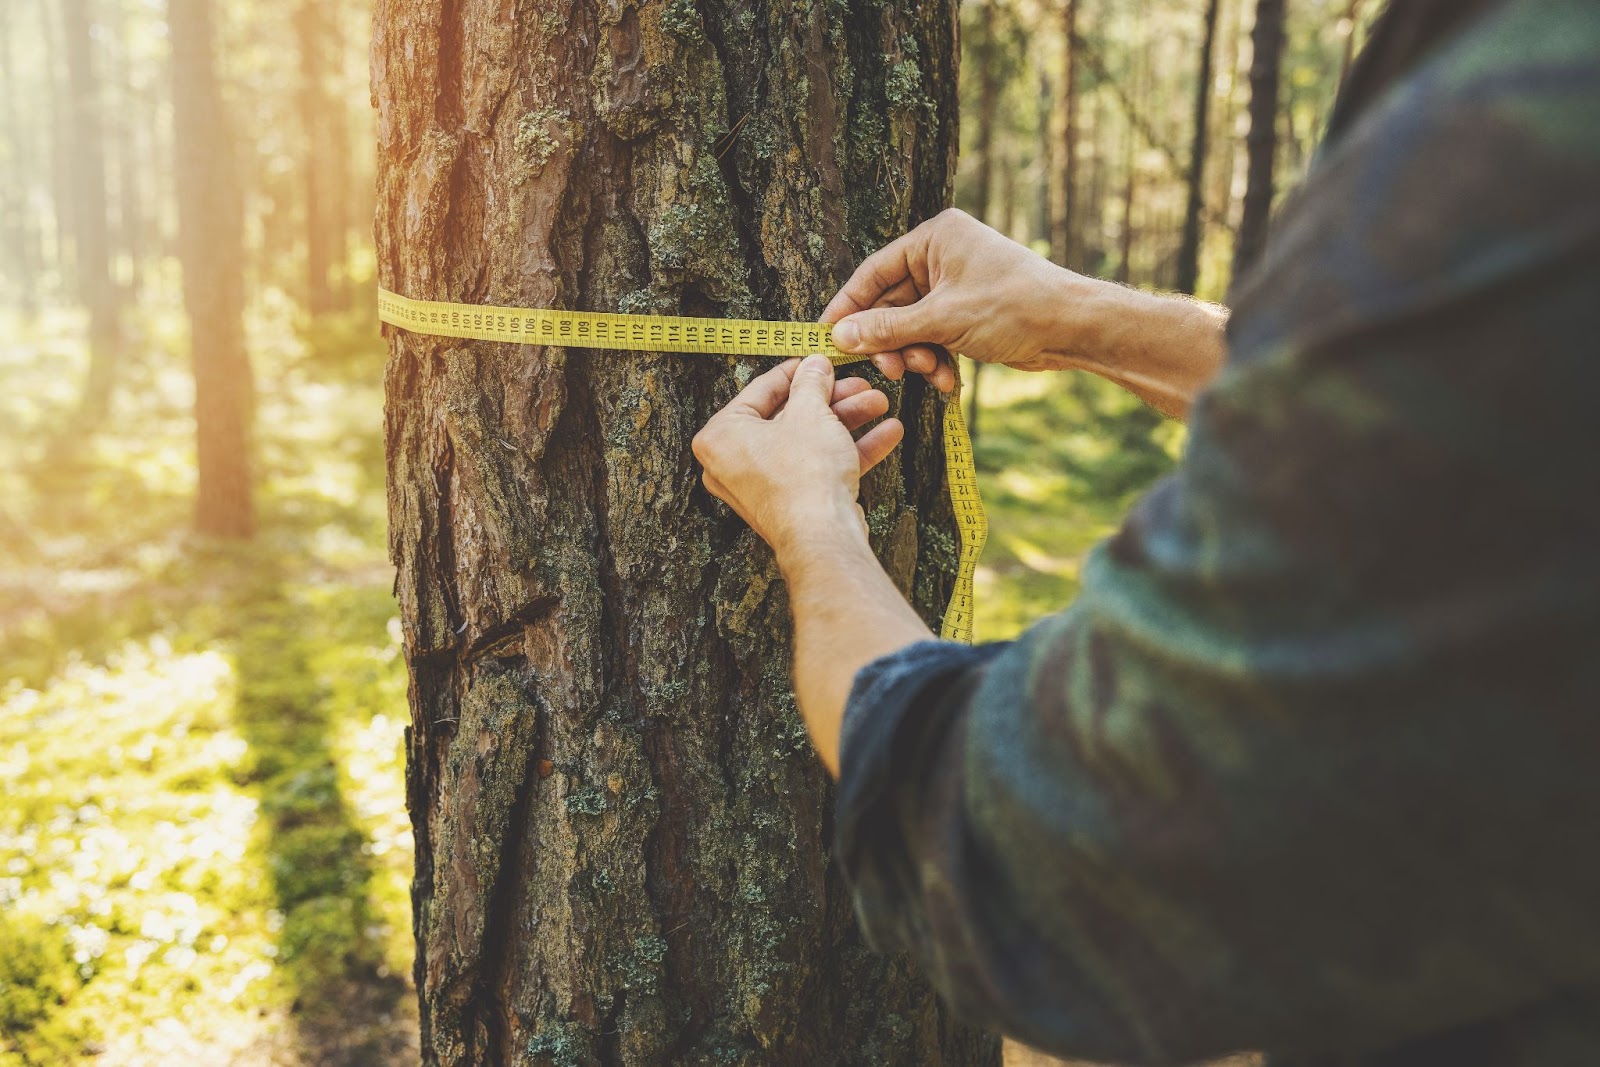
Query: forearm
1053 274 1230 420
776 503 933 778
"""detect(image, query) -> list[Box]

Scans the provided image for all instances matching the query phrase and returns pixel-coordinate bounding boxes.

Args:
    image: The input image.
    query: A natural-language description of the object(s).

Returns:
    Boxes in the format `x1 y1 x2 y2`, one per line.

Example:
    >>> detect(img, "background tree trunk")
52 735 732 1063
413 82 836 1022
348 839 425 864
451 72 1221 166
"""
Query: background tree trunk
373 1 997 1064
1035 71 1053 250
1233 0 1286 281
296 0 346 315
970 0 1005 444
37 0 73 297
971 0 1001 231
1175 0 1221 295
1055 0 1080 267
62 0 122 421
110 0 146 297
0 4 39 315
171 0 254 539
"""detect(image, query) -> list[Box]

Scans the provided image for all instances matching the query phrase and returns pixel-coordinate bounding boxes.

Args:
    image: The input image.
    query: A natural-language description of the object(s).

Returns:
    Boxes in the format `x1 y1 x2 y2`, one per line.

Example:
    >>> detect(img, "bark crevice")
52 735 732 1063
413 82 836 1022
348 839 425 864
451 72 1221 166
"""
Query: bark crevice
476 684 542 1065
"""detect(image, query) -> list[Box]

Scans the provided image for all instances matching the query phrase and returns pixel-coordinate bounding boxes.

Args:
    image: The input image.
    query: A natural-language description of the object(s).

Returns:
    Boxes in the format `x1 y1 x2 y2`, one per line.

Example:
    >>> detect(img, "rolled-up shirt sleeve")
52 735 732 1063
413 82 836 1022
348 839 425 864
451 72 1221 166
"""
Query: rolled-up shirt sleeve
832 12 1600 1062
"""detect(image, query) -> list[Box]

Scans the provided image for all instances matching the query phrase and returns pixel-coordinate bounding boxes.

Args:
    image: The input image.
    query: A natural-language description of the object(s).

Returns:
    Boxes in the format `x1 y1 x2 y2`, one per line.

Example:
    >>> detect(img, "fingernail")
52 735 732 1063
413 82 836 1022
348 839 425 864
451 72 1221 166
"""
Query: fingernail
802 353 832 373
832 320 861 351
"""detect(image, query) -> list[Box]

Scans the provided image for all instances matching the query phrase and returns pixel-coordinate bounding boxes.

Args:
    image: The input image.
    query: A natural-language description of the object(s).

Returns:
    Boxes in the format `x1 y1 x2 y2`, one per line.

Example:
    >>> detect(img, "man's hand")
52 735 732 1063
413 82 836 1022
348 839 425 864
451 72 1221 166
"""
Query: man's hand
822 208 1091 389
693 355 904 557
822 208 1230 418
695 354 929 778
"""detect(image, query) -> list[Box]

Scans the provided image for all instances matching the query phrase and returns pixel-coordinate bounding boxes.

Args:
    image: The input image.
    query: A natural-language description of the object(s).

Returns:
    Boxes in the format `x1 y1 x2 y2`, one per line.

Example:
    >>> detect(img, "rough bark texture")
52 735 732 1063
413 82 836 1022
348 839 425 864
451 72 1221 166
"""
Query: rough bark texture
1232 0 1286 281
171 0 255 538
1175 0 1221 296
372 1 998 1064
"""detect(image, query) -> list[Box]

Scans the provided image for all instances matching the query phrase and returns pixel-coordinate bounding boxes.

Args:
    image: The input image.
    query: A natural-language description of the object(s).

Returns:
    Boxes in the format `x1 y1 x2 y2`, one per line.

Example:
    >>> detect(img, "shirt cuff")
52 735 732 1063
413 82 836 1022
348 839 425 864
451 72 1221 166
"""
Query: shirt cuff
834 638 1011 954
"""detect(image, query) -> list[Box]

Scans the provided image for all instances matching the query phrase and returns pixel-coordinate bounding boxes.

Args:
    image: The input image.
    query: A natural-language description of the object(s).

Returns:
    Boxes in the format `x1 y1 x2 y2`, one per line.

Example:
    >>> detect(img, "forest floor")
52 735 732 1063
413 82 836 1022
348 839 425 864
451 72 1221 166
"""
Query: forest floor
0 292 1191 1065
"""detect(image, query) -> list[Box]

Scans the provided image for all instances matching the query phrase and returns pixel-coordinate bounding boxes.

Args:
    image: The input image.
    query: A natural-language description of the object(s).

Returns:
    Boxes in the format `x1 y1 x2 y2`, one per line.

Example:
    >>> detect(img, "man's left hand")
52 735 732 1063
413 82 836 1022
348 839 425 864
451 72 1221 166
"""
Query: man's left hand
693 354 904 556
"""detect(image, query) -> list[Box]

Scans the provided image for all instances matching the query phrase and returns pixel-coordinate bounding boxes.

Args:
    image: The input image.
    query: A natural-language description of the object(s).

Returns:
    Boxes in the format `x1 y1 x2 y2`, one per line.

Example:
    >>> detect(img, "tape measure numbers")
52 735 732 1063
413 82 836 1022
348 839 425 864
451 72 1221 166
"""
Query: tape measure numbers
378 288 988 643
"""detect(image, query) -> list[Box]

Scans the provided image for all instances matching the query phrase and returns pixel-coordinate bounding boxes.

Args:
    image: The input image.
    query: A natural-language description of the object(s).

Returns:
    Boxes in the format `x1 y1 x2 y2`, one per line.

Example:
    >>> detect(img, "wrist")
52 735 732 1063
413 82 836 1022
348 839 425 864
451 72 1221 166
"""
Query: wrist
1049 276 1229 417
771 493 872 579
1044 273 1142 369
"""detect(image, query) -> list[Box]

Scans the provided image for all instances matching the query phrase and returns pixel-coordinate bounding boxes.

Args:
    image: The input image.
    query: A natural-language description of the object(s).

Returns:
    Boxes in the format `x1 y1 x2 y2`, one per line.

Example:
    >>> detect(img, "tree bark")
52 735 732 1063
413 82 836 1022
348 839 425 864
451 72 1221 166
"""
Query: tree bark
62 0 122 420
373 1 998 1064
1233 0 1287 281
170 0 255 539
1175 0 1221 296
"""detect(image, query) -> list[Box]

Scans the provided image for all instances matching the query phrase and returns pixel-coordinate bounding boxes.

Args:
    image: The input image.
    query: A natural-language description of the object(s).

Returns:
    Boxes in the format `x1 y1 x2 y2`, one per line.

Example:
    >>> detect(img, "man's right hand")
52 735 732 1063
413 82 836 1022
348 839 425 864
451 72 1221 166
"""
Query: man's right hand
822 209 1230 419
822 209 1086 390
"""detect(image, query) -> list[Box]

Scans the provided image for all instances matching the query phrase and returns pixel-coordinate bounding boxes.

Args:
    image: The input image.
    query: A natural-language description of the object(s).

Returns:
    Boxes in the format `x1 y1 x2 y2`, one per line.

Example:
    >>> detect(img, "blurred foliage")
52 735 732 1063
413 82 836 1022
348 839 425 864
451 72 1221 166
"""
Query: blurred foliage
970 363 1183 642
0 287 417 1065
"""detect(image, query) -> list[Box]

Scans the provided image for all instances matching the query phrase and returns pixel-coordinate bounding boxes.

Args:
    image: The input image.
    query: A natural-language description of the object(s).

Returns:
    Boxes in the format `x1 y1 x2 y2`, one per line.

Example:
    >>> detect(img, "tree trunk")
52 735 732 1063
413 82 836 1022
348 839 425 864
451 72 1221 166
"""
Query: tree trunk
373 1 998 1064
999 128 1019 242
171 0 254 539
1081 89 1109 271
37 0 72 293
110 0 147 296
62 0 122 421
1175 0 1221 296
1233 0 1287 281
0 4 38 315
971 0 1000 231
1115 152 1136 285
970 0 1004 444
1209 0 1245 241
1035 70 1053 249
296 0 344 315
1054 0 1079 266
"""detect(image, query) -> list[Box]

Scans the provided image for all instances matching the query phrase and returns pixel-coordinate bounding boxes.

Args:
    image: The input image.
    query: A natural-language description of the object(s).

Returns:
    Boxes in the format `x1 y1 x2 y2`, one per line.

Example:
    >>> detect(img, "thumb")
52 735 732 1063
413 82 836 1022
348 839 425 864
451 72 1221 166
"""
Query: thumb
788 353 836 409
831 299 947 355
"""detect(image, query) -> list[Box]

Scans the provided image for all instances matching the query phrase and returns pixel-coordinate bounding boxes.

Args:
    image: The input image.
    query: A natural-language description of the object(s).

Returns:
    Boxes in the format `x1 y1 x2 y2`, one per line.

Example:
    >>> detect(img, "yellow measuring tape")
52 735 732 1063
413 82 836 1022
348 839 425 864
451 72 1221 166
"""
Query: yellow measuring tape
378 289 986 643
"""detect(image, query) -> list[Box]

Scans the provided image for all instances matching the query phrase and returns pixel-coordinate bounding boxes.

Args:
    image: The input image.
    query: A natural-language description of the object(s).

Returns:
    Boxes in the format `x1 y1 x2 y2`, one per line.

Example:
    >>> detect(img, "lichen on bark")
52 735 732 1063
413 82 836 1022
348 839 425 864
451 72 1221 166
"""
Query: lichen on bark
373 0 993 1063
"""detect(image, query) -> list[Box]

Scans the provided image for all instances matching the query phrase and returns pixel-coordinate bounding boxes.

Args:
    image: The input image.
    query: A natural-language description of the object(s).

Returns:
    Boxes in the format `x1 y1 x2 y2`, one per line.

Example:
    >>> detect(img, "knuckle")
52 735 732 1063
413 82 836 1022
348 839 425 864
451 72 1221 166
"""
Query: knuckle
862 310 896 346
691 428 716 464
